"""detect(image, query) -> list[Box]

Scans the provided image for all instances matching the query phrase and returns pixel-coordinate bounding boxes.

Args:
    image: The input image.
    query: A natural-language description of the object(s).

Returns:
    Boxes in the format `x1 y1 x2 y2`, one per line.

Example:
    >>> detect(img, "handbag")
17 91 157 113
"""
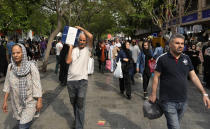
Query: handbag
113 60 123 78
143 99 163 120
106 60 111 71
88 58 94 74
148 59 156 73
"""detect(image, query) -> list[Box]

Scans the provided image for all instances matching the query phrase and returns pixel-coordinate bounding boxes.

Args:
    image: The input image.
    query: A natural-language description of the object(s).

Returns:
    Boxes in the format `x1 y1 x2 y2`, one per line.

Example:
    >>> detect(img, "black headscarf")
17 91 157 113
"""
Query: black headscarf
122 42 132 60
142 41 152 57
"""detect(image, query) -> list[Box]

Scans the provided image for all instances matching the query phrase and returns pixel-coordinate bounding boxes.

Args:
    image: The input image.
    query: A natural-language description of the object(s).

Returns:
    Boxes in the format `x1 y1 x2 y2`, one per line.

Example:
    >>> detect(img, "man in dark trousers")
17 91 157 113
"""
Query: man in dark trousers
66 26 93 129
203 41 210 89
149 33 210 129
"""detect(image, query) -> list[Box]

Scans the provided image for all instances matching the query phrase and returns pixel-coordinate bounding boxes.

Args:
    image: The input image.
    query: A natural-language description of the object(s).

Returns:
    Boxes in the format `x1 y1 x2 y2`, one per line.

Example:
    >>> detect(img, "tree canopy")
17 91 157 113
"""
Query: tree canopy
0 0 169 38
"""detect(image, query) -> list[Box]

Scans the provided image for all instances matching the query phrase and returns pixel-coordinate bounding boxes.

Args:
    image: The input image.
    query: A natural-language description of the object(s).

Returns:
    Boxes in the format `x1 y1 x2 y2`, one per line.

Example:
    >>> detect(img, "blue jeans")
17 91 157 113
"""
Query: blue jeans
160 101 187 129
19 121 32 129
67 80 88 129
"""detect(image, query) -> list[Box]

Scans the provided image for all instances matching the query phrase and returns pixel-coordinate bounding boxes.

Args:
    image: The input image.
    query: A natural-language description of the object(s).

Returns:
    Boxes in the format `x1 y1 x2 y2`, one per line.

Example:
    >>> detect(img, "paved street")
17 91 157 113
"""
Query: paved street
0 56 210 129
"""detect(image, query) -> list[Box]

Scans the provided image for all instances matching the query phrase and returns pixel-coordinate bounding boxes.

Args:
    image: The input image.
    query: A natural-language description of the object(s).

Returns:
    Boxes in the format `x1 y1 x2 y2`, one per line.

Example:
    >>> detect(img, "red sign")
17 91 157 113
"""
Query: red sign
107 34 112 39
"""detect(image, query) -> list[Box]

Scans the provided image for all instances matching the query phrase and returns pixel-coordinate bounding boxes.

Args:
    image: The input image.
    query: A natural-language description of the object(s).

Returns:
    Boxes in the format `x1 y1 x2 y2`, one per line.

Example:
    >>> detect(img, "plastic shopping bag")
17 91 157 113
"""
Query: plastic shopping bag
143 99 163 120
106 60 111 71
88 58 94 74
113 61 123 78
148 59 156 73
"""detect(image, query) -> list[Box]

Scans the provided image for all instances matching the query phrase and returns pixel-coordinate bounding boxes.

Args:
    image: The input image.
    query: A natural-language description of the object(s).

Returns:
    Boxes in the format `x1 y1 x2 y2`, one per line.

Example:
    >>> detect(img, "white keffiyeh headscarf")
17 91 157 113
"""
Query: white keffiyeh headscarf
11 43 31 107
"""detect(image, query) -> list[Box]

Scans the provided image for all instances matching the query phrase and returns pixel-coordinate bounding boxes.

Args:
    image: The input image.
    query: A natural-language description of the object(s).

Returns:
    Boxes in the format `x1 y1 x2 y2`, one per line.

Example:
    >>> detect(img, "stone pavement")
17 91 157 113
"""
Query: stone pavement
0 56 209 129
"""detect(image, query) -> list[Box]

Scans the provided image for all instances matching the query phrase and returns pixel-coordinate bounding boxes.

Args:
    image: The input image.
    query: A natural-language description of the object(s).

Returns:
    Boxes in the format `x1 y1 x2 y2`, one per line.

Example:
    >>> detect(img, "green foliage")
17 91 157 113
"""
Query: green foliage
0 0 54 36
0 0 165 38
131 0 178 29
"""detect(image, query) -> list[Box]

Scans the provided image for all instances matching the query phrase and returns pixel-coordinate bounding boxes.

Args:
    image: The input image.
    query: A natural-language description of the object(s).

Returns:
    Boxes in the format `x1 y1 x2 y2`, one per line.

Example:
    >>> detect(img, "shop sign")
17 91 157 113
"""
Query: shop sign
182 13 198 23
202 9 210 19
152 33 158 37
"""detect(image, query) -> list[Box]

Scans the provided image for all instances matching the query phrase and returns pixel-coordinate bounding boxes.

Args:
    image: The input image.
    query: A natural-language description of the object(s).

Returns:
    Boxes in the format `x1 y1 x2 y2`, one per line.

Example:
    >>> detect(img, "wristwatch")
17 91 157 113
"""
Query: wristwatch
203 94 208 97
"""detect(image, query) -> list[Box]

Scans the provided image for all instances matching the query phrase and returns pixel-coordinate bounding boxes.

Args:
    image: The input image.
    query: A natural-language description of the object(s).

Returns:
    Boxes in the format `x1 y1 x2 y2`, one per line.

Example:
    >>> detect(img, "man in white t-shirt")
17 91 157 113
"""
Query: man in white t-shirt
130 39 140 84
55 38 63 74
66 26 93 129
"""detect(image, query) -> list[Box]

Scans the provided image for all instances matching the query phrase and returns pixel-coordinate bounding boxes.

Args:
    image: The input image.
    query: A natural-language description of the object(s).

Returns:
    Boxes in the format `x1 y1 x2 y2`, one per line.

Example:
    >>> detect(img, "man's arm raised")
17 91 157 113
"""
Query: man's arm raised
75 26 93 48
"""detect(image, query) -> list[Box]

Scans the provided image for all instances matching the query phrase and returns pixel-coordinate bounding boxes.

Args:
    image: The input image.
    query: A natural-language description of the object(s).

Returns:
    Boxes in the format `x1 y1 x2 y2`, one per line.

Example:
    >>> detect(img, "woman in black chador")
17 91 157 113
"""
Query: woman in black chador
116 42 133 100
0 41 8 77
59 44 70 86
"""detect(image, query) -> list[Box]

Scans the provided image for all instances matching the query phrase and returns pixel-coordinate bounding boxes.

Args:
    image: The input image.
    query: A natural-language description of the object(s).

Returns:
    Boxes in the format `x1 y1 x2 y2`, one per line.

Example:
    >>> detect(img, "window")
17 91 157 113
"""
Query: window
184 0 198 12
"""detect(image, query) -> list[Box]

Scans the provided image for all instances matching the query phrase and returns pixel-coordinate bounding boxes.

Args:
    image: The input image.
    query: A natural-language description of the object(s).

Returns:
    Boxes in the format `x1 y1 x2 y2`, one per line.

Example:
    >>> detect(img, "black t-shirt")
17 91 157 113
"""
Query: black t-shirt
155 52 194 102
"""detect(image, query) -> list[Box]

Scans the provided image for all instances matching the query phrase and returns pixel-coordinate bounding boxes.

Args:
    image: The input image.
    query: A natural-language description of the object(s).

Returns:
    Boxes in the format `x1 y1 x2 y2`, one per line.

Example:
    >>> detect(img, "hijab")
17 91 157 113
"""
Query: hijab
11 43 31 107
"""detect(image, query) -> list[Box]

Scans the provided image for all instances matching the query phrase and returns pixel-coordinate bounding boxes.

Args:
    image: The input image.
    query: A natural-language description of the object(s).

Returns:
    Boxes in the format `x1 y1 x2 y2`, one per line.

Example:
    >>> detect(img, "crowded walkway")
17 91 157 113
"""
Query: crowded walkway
0 55 209 129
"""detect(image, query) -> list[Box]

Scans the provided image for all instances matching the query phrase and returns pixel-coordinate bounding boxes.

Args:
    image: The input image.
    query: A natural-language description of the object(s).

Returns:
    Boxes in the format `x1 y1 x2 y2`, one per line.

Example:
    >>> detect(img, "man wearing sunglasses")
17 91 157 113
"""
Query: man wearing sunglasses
66 26 93 129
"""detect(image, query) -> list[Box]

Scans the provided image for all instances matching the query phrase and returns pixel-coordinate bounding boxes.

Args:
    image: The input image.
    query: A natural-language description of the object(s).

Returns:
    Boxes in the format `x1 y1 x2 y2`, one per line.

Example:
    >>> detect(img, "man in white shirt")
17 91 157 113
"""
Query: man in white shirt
66 26 93 129
55 38 63 74
130 39 140 84
115 37 121 48
108 40 115 72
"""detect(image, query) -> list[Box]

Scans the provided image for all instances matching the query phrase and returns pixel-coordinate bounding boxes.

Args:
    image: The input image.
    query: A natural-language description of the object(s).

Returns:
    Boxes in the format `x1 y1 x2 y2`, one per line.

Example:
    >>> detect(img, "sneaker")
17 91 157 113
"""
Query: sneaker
144 92 148 100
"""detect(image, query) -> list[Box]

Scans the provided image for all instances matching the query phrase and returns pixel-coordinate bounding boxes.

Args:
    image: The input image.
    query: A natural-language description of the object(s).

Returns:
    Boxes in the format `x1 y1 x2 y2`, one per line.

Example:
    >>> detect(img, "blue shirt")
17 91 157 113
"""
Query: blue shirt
7 41 15 55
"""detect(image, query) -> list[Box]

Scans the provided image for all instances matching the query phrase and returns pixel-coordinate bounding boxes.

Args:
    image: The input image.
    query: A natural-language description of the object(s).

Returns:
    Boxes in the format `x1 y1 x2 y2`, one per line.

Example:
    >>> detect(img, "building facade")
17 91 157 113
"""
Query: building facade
169 0 210 34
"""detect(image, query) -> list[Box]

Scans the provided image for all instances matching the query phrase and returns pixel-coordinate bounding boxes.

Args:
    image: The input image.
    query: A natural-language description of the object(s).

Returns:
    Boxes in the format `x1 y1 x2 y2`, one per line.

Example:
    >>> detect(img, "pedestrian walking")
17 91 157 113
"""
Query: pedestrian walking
108 40 115 72
100 41 107 73
59 44 69 86
55 38 63 74
0 41 8 77
40 37 47 57
116 41 133 100
153 42 163 59
96 41 102 71
136 41 153 99
25 43 32 60
6 37 15 60
2 43 43 129
149 33 210 129
188 44 200 74
202 42 209 84
66 26 93 129
34 42 41 61
203 41 210 89
130 39 140 85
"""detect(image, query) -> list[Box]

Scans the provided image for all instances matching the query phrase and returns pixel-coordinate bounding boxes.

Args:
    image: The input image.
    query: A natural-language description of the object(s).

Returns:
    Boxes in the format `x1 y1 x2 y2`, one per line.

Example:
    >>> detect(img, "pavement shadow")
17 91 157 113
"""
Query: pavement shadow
40 69 55 79
186 83 210 116
95 81 119 93
31 85 65 128
51 97 74 129
40 86 65 113
196 121 210 129
100 108 142 129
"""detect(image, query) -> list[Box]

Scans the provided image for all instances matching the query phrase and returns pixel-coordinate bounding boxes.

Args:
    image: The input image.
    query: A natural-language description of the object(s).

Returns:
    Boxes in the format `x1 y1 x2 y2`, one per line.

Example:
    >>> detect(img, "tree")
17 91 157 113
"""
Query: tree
0 0 42 33
41 0 77 72
131 0 178 33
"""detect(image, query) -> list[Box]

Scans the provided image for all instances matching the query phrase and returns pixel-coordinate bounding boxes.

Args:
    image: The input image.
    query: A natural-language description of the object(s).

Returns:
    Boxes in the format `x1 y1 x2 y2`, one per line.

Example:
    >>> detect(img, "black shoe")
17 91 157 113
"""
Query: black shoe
61 83 66 86
120 91 124 95
126 95 131 100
